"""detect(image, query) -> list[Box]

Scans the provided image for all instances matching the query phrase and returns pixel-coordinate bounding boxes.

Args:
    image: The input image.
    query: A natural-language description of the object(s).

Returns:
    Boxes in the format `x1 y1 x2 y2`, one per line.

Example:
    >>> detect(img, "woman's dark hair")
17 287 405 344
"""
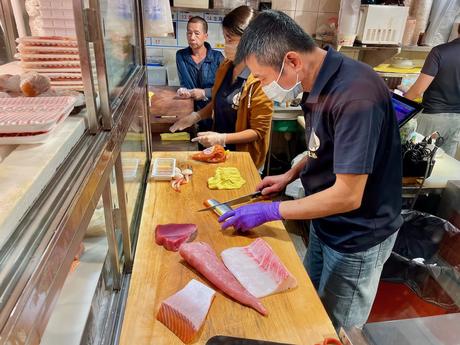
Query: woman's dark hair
222 5 257 37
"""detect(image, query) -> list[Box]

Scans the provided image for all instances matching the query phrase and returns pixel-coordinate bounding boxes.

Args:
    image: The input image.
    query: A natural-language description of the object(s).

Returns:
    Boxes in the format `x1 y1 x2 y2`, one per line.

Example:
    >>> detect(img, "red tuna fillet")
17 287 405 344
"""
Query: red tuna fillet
179 241 267 316
155 223 198 251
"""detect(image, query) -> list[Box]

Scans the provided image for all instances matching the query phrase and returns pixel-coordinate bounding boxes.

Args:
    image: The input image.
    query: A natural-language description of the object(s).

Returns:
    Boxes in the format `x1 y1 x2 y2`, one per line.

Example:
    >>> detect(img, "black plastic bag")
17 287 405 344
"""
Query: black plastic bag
381 210 460 311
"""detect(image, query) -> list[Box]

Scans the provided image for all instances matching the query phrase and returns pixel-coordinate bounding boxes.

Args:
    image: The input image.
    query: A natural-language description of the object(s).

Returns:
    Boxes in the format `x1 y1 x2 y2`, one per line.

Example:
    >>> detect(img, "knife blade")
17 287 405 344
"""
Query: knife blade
197 191 262 212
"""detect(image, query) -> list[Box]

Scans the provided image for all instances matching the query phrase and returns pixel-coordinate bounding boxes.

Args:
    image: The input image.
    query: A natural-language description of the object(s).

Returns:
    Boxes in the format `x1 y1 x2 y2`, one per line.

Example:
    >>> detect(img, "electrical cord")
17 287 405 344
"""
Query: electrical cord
402 132 444 209
402 141 432 163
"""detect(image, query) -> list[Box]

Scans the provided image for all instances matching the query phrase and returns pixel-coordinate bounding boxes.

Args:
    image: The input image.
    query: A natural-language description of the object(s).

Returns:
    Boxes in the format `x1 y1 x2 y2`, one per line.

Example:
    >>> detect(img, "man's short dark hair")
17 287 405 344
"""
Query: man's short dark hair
235 10 316 68
187 16 208 33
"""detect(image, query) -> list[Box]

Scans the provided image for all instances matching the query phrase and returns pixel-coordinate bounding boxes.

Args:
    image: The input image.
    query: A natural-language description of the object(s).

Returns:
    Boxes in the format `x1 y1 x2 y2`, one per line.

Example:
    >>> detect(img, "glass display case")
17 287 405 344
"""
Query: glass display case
120 83 149 248
0 0 150 343
100 0 140 103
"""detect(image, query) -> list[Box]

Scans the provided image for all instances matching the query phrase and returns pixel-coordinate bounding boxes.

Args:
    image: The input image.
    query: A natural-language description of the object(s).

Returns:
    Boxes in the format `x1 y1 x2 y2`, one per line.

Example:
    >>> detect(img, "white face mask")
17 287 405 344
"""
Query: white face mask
262 58 303 103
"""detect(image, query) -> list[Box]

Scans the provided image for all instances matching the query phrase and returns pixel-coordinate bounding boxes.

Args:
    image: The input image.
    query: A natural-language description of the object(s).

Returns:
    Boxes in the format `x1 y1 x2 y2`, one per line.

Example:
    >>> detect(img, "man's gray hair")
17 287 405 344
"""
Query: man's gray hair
235 10 316 68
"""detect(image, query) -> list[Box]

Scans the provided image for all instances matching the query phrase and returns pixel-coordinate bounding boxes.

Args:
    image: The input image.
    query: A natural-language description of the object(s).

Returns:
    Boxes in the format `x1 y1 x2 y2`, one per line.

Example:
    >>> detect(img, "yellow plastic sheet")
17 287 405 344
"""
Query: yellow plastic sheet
208 167 246 190
160 132 191 141
373 64 421 74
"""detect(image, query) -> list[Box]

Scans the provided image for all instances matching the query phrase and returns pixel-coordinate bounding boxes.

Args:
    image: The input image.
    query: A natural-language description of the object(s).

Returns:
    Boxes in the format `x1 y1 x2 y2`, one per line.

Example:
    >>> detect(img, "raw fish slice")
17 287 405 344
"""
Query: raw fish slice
157 279 215 343
179 242 267 316
221 238 297 298
155 223 197 251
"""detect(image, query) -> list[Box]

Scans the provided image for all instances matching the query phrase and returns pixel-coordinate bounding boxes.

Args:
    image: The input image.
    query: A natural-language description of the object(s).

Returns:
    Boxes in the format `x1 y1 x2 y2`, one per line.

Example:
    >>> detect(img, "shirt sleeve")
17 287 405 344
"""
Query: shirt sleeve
176 51 186 87
176 51 195 89
421 48 440 77
204 87 212 99
333 100 384 174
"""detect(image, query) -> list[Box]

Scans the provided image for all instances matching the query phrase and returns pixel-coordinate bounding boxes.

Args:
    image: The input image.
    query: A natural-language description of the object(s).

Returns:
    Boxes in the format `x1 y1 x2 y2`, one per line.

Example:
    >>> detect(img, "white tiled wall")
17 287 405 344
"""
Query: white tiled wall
145 1 341 85
145 9 225 86
272 0 340 36
271 0 296 11
296 0 320 12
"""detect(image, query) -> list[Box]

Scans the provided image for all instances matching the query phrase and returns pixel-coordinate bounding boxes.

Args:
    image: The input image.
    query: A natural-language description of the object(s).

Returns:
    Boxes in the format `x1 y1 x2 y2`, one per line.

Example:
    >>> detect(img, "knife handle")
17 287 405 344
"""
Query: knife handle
251 191 263 199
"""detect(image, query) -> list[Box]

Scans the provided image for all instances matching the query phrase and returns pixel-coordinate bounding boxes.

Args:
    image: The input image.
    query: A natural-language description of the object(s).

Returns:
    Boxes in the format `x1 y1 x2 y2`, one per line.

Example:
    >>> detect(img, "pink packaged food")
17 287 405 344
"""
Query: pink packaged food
20 60 80 67
17 44 79 54
40 73 82 80
16 36 78 47
15 53 80 61
0 96 76 134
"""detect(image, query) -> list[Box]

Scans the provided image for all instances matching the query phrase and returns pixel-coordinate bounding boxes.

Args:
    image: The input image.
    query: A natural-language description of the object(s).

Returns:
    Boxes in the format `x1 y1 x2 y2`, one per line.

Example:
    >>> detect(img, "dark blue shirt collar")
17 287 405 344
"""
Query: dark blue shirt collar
186 41 215 65
305 46 343 104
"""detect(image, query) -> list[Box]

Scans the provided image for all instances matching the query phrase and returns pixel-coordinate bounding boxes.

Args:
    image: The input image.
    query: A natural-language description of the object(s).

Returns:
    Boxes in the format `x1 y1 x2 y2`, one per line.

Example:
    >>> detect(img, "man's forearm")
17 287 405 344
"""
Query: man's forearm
279 174 368 220
285 156 308 183
404 87 419 101
279 185 360 220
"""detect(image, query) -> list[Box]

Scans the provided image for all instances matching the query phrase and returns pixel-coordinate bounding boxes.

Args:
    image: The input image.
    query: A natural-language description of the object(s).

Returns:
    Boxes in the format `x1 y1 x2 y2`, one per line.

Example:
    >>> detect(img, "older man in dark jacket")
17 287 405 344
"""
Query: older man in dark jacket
176 16 224 131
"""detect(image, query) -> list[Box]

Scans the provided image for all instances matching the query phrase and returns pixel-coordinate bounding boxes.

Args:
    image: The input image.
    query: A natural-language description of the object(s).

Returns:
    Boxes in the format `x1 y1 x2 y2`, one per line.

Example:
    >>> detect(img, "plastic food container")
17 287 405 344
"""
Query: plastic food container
122 158 140 181
152 158 176 181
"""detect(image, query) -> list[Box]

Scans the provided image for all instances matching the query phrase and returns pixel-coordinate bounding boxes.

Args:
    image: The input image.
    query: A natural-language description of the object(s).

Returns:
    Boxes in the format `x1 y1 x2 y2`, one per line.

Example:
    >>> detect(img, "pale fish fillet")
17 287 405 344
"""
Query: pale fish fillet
157 279 216 343
179 242 267 316
221 238 298 298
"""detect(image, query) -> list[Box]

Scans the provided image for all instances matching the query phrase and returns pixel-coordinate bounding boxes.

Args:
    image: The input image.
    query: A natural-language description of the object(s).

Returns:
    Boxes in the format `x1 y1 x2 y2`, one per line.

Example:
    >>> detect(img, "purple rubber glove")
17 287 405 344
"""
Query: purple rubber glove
218 202 282 232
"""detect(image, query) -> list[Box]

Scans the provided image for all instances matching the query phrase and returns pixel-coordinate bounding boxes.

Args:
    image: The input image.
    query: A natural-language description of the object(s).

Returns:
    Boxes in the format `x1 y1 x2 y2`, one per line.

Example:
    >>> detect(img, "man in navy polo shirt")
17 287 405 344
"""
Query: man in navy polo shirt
218 11 403 330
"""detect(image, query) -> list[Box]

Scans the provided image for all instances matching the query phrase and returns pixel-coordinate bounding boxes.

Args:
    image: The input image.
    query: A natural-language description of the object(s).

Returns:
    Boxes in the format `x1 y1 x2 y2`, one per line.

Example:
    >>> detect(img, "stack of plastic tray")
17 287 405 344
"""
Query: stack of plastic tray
26 0 76 37
0 96 76 144
16 36 84 91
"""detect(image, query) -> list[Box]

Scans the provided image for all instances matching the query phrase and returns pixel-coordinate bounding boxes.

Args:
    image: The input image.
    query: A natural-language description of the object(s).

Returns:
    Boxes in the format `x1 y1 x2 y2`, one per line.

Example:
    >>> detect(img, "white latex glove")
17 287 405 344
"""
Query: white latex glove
169 112 201 133
191 131 227 147
177 87 192 98
190 88 206 101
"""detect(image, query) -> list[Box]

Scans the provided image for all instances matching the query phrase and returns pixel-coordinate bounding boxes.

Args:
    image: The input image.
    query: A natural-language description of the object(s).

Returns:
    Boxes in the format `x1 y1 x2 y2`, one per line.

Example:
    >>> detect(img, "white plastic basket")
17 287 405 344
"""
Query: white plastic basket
356 5 409 45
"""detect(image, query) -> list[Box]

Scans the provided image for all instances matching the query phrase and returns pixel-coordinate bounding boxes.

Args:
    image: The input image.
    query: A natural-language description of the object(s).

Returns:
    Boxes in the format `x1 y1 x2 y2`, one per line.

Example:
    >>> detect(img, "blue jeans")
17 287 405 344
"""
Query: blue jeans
304 224 398 331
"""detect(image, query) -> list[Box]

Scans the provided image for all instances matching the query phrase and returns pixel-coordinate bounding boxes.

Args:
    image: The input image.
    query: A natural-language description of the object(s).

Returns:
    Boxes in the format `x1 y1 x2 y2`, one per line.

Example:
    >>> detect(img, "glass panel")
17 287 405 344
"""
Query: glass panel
109 166 124 259
120 91 147 239
100 0 139 102
41 196 110 344
0 22 8 64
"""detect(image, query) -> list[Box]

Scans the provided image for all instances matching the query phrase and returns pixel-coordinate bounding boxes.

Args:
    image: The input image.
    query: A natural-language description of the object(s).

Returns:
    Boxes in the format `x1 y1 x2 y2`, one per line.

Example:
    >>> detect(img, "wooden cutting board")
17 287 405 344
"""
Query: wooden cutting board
119 151 336 345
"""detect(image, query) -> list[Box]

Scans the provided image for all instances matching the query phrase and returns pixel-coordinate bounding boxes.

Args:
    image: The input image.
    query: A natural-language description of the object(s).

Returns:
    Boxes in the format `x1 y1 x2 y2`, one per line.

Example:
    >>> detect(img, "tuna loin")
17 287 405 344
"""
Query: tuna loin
157 279 215 343
179 242 267 316
221 238 297 298
155 223 197 251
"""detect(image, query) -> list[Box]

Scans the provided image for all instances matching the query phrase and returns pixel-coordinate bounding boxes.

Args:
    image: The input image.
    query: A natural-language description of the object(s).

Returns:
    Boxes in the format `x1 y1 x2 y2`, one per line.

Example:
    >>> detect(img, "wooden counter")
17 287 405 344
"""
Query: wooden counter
120 151 336 345
149 86 194 134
